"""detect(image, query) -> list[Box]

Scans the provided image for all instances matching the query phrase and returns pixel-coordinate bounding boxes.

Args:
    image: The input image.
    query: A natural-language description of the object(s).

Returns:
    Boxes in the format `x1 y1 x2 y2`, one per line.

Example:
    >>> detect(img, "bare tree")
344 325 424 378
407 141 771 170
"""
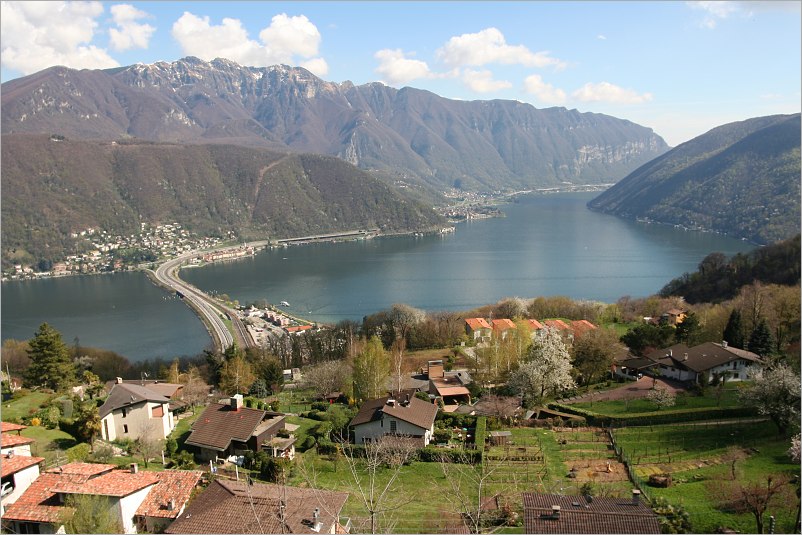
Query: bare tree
136 420 165 468
180 365 210 412
340 435 418 534
439 451 503 533
301 360 352 400
710 474 791 534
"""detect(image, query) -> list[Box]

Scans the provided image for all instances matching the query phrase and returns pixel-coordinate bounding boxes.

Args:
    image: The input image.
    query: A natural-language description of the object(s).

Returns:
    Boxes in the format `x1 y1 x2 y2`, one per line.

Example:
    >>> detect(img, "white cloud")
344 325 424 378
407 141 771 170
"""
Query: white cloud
374 48 434 85
436 27 566 70
1 1 118 75
684 1 798 28
687 1 739 19
597 34 607 40
461 69 512 93
572 82 653 104
523 74 566 105
109 4 155 51
171 11 326 72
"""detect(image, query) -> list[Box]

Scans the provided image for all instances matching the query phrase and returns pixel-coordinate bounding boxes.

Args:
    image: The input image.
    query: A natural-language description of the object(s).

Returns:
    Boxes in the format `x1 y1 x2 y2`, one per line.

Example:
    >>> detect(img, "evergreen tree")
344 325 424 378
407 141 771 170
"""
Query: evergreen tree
723 309 746 349
24 323 76 391
748 318 775 358
674 312 701 345
352 336 390 401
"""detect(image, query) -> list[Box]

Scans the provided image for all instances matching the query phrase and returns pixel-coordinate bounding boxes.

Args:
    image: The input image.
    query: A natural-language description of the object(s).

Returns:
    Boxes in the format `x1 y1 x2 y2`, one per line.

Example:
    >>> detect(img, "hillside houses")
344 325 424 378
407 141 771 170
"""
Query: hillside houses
465 317 597 344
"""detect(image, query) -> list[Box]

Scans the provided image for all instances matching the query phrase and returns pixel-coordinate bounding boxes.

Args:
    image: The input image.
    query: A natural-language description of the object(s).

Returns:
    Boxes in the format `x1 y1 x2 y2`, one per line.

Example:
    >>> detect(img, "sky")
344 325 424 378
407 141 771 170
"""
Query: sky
1 1 800 146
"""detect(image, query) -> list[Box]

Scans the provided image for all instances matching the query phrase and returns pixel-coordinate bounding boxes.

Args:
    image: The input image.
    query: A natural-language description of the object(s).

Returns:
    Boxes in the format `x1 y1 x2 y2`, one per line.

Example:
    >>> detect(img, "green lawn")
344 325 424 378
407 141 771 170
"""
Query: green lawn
22 425 76 466
2 391 53 421
573 385 744 415
644 436 798 534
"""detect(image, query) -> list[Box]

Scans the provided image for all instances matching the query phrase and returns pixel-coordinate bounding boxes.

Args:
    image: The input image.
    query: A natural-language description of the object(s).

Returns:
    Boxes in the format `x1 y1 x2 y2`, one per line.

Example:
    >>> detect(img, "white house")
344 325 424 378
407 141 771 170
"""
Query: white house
2 462 202 534
100 381 174 442
349 395 438 446
648 342 763 383
1 422 34 457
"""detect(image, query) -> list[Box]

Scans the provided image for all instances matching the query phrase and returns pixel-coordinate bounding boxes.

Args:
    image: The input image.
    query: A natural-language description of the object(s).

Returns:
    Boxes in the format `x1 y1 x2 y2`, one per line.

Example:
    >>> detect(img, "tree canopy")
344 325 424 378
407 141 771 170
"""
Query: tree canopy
24 323 76 391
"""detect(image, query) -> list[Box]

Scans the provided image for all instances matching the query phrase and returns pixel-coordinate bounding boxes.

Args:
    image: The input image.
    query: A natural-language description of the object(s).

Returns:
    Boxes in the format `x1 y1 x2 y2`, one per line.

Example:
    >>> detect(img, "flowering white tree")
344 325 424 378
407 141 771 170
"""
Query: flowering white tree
508 327 575 406
740 363 801 436
647 387 676 410
788 434 800 462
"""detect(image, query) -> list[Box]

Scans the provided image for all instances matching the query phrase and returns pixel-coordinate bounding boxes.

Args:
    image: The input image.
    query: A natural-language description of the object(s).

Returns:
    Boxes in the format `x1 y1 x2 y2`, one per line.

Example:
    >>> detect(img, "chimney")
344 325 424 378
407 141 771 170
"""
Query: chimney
167 499 175 511
632 489 641 505
386 399 396 407
231 394 243 411
116 377 123 384
683 353 689 361
722 340 728 348
313 508 320 522
551 505 561 518
130 463 138 474
667 349 672 357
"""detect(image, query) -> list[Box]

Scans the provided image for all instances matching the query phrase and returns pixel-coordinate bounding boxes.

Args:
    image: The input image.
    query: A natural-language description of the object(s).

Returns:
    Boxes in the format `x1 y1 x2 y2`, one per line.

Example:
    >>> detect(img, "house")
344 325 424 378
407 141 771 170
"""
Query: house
491 318 517 340
166 479 350 534
426 364 473 411
1 423 44 516
522 491 660 533
184 395 285 462
103 379 187 413
100 380 175 442
1 422 34 457
2 462 202 534
527 319 546 339
465 318 492 342
661 308 687 326
570 320 597 337
647 342 763 383
349 395 438 446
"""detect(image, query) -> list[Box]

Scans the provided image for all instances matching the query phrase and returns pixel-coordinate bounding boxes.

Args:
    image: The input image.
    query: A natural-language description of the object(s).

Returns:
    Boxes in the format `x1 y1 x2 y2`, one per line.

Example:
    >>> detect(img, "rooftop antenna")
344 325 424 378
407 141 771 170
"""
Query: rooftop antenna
141 371 149 385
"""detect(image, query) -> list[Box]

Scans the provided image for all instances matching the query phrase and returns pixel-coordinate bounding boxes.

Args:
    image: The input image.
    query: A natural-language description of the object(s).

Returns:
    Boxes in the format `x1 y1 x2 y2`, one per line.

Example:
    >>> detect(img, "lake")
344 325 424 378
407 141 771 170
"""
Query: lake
2 192 754 361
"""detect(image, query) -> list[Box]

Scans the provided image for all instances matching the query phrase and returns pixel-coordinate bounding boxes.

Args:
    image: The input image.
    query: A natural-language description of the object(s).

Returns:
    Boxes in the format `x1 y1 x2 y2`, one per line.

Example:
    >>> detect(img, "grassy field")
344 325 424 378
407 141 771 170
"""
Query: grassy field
612 421 798 533
572 385 744 415
2 391 53 421
23 425 76 466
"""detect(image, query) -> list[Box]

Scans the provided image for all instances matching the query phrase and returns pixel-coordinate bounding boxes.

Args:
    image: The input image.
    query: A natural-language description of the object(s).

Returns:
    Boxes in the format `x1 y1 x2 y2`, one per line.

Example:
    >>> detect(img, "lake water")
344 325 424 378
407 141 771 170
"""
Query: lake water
2 192 754 361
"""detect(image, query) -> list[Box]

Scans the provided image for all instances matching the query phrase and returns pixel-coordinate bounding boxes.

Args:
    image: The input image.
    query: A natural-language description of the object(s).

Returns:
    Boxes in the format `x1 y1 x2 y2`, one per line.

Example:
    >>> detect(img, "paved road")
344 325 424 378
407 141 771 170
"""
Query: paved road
150 251 253 352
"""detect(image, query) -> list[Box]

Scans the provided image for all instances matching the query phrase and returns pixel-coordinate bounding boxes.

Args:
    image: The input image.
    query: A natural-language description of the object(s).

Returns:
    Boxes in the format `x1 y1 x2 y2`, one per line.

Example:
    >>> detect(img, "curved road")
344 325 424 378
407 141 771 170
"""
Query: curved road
150 251 253 352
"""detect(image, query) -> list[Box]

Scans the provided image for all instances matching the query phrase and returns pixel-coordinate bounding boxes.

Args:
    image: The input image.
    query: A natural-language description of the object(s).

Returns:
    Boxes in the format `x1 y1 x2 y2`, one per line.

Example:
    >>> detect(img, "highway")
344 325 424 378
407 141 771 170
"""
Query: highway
150 251 254 352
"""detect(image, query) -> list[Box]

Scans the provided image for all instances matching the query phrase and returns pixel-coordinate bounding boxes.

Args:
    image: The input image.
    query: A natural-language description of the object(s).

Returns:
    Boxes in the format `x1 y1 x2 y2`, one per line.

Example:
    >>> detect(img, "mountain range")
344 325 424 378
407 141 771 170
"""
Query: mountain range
588 114 801 245
1 56 668 194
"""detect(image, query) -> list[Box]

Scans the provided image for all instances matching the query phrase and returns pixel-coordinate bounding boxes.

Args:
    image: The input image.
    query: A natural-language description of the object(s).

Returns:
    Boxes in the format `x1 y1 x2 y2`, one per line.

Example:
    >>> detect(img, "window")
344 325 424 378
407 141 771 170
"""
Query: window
122 408 128 418
390 420 397 433
152 405 164 418
123 424 129 434
732 362 737 369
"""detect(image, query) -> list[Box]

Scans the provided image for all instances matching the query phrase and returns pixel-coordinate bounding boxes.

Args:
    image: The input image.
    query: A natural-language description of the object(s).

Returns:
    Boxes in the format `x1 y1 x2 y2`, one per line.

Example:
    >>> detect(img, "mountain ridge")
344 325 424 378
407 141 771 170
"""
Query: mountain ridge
1 56 669 193
587 114 801 245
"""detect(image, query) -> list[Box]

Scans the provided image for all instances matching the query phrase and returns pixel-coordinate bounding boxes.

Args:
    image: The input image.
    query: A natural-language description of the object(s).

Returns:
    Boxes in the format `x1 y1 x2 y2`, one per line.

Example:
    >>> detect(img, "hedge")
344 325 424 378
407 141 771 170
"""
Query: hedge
547 403 760 427
474 416 487 447
418 447 482 464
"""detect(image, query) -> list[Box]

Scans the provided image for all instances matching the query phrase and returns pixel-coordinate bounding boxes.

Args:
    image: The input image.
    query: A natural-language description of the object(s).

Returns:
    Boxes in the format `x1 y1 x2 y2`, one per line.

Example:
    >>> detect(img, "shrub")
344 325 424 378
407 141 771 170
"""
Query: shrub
547 402 760 427
317 439 338 455
66 443 91 462
418 447 481 464
165 437 178 457
90 442 116 463
173 451 195 469
30 417 42 427
311 401 329 411
474 416 487 447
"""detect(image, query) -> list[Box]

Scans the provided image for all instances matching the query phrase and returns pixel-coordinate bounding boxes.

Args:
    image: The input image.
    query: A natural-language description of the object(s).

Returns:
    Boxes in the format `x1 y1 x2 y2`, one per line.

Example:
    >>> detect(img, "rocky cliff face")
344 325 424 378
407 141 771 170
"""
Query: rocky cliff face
2 57 669 192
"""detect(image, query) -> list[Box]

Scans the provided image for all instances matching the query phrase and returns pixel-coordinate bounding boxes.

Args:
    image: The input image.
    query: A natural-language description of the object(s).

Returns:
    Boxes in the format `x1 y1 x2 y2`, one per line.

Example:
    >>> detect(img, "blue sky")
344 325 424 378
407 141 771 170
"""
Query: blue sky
1 1 799 146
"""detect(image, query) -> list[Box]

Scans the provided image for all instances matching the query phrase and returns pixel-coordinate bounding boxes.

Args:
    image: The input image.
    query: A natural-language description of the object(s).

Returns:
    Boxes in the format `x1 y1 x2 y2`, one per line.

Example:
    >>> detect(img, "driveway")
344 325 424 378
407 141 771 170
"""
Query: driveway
561 376 688 404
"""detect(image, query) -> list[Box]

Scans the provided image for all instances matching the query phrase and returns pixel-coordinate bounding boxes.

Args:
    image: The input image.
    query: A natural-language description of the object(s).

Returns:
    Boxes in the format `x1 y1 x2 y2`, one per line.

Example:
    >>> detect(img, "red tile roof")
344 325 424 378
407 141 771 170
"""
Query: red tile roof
136 470 204 519
528 319 545 330
286 325 313 333
465 317 491 330
544 319 572 331
184 402 268 451
1 422 27 433
52 469 158 497
1 433 34 448
1 473 69 523
50 462 116 477
571 320 597 336
1 454 44 477
522 493 660 534
492 319 516 331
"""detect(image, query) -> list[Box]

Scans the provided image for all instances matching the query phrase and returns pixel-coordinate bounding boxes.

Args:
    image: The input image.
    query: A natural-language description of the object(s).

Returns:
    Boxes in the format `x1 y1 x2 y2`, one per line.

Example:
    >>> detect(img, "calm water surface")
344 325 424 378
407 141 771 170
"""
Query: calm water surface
2 193 754 361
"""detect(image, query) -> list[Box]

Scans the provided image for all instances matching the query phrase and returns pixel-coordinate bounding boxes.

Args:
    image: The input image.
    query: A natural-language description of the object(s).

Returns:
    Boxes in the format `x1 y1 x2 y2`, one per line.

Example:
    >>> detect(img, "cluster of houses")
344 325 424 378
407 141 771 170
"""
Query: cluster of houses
198 244 255 263
465 317 598 343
